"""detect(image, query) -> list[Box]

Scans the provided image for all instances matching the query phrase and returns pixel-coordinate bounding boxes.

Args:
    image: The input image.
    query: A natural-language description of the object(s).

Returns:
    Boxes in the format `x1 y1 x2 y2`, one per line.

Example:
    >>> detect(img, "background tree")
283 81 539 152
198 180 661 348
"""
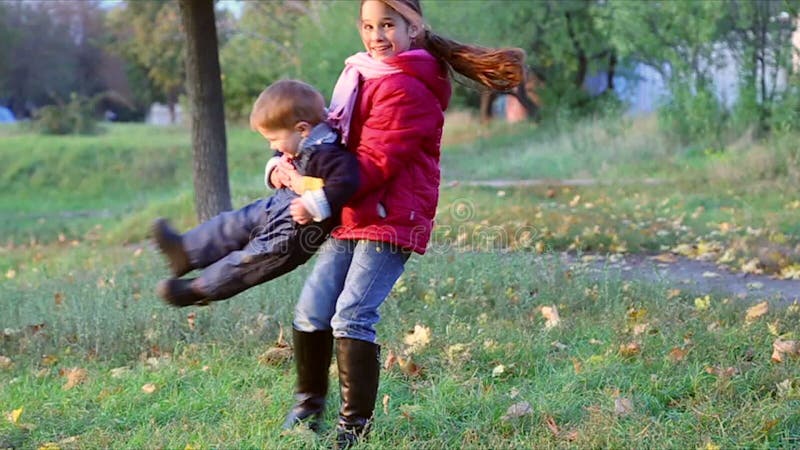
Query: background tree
107 1 185 123
178 0 232 221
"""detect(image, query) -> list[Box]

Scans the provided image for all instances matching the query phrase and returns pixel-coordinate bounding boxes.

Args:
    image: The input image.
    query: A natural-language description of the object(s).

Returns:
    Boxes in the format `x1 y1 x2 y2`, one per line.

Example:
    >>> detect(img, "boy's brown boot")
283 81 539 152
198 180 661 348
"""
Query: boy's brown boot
156 278 209 307
151 218 192 277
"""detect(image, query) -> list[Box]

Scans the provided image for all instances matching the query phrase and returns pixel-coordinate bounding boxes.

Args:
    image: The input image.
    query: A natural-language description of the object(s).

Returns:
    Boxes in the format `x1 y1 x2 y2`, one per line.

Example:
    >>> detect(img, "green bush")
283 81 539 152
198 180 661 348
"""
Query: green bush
34 93 103 135
658 83 727 149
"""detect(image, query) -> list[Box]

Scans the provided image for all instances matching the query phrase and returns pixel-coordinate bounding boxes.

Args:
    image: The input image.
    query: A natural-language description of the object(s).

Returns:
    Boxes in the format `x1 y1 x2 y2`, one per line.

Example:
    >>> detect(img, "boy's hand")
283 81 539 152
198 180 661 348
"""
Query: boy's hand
290 198 313 225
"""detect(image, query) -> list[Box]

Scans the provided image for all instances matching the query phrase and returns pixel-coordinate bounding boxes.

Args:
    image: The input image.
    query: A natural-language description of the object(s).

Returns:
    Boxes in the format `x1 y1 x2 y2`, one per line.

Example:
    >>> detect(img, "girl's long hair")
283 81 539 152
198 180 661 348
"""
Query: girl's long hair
373 0 526 91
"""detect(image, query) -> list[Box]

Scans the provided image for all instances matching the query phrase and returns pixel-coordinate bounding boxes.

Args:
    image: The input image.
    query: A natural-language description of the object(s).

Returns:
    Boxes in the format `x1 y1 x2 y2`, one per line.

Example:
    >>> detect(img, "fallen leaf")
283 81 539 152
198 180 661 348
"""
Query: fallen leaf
541 305 561 329
741 258 762 274
186 312 196 331
0 355 12 369
37 443 61 450
258 345 292 366
614 397 633 416
384 349 397 370
745 301 769 323
627 308 647 321
668 347 687 363
110 367 131 378
6 407 22 424
702 271 720 278
694 295 711 311
445 343 471 364
141 383 157 394
619 342 641 357
501 401 532 421
771 339 800 363
382 394 390 414
54 292 64 306
571 358 582 374
5 269 15 279
397 355 421 377
776 379 793 398
632 323 649 336
492 364 506 377
62 367 88 390
544 415 560 435
705 366 738 377
569 195 581 207
403 325 431 354
651 253 677 263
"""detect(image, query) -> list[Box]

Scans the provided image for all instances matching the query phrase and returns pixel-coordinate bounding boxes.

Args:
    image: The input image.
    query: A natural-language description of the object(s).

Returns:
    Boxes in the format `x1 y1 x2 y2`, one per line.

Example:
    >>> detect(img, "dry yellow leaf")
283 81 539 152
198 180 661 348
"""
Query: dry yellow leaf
37 443 61 450
382 394 390 414
0 355 12 369
619 342 641 357
651 253 677 263
694 295 711 311
568 195 581 207
187 312 196 331
141 383 157 394
403 325 431 354
6 407 22 424
772 339 800 363
541 305 561 329
667 288 681 299
62 367 88 390
745 301 769 323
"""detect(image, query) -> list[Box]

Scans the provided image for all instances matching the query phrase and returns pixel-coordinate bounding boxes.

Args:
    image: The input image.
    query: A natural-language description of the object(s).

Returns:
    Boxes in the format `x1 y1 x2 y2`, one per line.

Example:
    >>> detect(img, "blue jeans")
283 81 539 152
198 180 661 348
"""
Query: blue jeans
293 238 410 343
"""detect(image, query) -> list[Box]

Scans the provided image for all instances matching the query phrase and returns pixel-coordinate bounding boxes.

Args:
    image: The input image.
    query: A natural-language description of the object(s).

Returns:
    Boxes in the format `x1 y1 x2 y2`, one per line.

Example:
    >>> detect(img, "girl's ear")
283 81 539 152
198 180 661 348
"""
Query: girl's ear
408 24 419 39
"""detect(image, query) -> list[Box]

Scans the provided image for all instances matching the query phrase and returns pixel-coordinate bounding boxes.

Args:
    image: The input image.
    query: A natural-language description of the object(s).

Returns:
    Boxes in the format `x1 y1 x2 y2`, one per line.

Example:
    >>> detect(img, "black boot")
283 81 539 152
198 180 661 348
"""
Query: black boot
152 218 192 277
282 329 334 432
335 338 380 449
156 278 209 307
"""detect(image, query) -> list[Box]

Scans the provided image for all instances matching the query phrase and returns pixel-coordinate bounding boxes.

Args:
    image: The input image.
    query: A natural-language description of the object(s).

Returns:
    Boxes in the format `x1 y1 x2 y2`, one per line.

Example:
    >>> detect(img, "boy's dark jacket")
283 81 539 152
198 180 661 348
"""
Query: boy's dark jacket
240 125 359 292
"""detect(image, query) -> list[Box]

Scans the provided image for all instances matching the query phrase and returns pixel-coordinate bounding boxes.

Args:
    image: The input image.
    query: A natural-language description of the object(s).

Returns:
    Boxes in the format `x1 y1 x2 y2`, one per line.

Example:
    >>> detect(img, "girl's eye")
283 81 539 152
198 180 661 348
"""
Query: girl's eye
382 22 393 29
362 24 373 31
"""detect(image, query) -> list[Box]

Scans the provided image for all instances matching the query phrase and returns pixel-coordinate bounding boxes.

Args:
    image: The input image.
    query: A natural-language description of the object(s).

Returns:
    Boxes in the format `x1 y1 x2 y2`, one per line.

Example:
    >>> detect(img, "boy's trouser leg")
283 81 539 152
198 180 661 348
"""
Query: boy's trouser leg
182 198 274 269
334 337 380 449
282 328 334 432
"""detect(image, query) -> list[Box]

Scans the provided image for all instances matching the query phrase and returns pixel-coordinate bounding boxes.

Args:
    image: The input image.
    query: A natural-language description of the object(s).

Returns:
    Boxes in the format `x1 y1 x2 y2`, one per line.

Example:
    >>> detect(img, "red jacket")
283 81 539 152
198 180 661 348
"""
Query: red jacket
332 50 451 254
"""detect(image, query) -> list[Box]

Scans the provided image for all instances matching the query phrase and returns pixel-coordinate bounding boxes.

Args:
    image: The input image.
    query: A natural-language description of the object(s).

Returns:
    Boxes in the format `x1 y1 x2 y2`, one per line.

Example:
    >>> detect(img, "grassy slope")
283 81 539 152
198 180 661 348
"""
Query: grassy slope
1 117 799 448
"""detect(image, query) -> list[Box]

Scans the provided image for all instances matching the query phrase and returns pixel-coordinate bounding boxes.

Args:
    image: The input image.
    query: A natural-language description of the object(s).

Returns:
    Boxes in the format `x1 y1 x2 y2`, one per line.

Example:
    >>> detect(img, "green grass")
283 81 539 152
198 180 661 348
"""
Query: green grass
2 116 800 448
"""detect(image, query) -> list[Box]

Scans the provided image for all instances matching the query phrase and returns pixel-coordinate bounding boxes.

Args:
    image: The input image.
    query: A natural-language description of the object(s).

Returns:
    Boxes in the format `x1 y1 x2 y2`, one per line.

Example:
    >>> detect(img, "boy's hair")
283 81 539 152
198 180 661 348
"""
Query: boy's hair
249 79 326 131
365 0 526 92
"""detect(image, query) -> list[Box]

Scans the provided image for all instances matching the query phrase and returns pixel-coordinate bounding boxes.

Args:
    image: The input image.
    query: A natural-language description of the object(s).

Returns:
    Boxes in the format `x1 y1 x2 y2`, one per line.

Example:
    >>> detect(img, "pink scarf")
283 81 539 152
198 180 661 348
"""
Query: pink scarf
328 50 428 144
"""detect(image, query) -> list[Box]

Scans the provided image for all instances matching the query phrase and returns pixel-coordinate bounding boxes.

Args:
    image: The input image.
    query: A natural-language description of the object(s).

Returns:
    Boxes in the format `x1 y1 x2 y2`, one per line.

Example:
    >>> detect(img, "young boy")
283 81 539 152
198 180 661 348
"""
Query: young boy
153 79 359 307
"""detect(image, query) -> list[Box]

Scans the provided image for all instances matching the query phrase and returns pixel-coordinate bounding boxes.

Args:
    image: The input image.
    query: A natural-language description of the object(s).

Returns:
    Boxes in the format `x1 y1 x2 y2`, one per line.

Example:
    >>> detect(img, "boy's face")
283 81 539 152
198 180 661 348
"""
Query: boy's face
258 122 309 157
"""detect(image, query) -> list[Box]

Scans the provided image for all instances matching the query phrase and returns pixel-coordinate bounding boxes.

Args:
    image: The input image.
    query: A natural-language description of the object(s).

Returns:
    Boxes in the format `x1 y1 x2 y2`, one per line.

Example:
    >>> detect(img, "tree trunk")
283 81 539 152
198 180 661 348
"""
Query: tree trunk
479 90 498 123
178 0 232 222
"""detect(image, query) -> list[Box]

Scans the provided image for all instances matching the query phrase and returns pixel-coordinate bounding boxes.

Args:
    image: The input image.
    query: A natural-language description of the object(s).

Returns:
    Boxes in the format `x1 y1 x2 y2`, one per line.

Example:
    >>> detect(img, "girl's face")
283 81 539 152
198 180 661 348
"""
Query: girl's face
360 0 417 61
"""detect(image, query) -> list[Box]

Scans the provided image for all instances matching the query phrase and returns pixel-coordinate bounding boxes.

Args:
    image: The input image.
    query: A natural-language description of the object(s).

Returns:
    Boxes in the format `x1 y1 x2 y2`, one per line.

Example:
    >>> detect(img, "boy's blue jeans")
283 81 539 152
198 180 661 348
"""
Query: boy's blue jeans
293 238 410 343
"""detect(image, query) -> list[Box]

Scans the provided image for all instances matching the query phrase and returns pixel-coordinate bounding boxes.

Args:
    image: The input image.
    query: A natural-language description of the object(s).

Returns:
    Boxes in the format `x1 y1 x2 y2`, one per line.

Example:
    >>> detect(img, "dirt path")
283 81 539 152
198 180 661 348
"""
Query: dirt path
563 253 800 305
445 178 664 188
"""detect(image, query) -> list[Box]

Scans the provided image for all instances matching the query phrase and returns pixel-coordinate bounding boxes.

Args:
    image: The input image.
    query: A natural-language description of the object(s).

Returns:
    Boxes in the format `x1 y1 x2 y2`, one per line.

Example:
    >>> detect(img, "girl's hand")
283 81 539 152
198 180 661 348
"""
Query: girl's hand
269 165 290 189
290 198 313 224
278 158 304 194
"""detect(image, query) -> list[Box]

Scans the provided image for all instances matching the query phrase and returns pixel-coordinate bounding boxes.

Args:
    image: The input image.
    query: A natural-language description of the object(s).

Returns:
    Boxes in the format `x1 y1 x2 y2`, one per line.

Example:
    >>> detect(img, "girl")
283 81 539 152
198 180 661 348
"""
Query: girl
273 1 525 446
